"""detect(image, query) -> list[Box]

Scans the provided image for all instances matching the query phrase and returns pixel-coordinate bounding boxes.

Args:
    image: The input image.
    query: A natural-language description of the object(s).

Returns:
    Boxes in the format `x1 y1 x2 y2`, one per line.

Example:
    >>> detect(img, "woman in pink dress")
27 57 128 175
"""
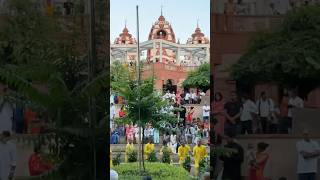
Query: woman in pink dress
176 90 181 105
126 124 134 143
213 92 225 136
249 142 269 180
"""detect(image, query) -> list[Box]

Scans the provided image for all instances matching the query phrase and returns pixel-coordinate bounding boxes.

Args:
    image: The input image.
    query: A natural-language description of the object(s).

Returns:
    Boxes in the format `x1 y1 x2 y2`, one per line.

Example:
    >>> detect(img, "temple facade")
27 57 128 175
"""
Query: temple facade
111 13 210 92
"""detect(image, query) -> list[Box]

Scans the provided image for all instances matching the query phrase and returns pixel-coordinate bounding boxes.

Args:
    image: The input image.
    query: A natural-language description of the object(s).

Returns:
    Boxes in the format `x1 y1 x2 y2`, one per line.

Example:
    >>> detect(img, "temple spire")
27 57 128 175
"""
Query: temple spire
125 19 127 28
197 19 199 28
161 5 163 15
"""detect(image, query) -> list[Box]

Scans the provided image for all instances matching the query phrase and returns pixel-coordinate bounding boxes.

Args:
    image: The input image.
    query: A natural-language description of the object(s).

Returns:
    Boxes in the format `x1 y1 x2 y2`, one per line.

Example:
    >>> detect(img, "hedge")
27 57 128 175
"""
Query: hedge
112 162 191 180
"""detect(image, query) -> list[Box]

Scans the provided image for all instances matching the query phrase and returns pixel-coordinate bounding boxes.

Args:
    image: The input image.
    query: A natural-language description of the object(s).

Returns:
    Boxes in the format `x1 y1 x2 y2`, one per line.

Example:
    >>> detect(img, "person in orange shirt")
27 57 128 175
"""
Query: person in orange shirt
178 141 190 165
193 139 207 176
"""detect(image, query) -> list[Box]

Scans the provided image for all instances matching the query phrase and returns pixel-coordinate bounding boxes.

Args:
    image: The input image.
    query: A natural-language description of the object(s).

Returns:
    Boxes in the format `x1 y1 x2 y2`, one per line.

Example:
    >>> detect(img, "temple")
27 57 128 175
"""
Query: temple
111 13 210 92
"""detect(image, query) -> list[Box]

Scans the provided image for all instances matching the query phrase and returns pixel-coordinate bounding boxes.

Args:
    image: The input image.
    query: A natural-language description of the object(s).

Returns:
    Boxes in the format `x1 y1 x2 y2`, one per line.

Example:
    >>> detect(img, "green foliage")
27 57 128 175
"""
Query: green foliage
0 0 59 65
148 151 158 162
112 153 121 166
113 162 190 180
199 157 209 175
182 63 210 91
128 150 138 163
231 6 320 97
0 1 109 180
111 61 176 129
161 146 171 164
183 155 192 172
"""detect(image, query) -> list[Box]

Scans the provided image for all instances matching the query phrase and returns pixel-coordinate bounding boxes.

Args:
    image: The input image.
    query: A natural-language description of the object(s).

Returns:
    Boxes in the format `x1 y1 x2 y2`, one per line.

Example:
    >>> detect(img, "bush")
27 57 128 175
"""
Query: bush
182 155 191 172
199 157 209 175
113 162 190 180
148 151 158 162
161 146 171 164
112 153 121 166
128 150 138 163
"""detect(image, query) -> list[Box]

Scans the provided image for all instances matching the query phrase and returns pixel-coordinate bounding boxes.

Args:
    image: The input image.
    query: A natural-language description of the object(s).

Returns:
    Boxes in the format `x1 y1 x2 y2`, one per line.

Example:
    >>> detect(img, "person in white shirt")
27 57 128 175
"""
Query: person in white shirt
184 125 193 144
185 91 191 104
110 103 116 129
110 169 119 180
0 87 14 134
0 131 16 180
163 90 171 100
170 132 177 154
256 92 274 134
296 130 320 180
110 92 115 104
191 90 197 104
240 95 258 134
199 91 206 103
134 125 141 142
270 104 280 134
170 91 176 103
288 90 304 132
149 125 154 141
144 128 150 141
202 102 210 123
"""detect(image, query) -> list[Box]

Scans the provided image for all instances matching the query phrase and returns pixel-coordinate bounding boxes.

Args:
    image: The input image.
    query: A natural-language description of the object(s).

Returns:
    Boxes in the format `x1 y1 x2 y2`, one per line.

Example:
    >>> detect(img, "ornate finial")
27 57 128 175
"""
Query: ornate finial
125 19 127 28
161 5 163 15
197 19 199 28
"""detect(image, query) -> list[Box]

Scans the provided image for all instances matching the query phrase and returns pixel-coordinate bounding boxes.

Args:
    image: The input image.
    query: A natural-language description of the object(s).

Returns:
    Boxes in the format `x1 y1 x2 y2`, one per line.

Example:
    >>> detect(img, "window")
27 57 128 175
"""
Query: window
157 30 167 37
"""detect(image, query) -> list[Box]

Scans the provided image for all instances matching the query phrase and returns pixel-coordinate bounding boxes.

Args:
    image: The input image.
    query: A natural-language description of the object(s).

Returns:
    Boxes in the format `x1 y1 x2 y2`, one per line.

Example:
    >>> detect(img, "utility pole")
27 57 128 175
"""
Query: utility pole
136 5 142 172
89 0 97 179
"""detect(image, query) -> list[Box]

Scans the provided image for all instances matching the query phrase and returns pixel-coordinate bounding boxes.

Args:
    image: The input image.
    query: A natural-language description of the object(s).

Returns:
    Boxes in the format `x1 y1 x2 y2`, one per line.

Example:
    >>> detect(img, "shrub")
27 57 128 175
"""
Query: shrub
128 150 138 163
148 151 158 162
199 157 209 175
182 155 191 172
161 146 171 164
113 162 190 180
112 153 121 166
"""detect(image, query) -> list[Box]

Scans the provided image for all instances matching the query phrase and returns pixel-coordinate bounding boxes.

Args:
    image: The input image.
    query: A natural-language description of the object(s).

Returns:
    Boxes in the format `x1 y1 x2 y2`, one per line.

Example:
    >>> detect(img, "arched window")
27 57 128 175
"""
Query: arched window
157 30 167 38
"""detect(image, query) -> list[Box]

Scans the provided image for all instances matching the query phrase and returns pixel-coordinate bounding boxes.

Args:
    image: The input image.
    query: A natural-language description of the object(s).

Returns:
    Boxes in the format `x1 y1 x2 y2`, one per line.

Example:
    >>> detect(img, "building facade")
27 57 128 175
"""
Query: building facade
111 14 210 92
212 0 320 106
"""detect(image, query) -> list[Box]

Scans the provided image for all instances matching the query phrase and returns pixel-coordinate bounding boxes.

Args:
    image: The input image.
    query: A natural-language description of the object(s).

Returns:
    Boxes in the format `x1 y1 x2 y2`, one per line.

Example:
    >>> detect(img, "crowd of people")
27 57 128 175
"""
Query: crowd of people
110 95 211 147
214 129 320 180
162 89 207 105
213 89 304 136
0 85 47 135
111 137 208 177
110 88 210 177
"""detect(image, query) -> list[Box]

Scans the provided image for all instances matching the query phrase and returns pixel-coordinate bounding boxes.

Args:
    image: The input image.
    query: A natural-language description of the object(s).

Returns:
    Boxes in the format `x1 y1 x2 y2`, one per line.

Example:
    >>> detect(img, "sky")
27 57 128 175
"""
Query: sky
110 0 210 44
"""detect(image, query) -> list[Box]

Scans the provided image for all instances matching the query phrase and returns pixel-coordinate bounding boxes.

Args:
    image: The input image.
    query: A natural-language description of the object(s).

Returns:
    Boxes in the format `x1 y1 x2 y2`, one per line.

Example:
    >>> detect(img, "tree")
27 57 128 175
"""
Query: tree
111 61 176 173
182 63 210 92
231 6 320 98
